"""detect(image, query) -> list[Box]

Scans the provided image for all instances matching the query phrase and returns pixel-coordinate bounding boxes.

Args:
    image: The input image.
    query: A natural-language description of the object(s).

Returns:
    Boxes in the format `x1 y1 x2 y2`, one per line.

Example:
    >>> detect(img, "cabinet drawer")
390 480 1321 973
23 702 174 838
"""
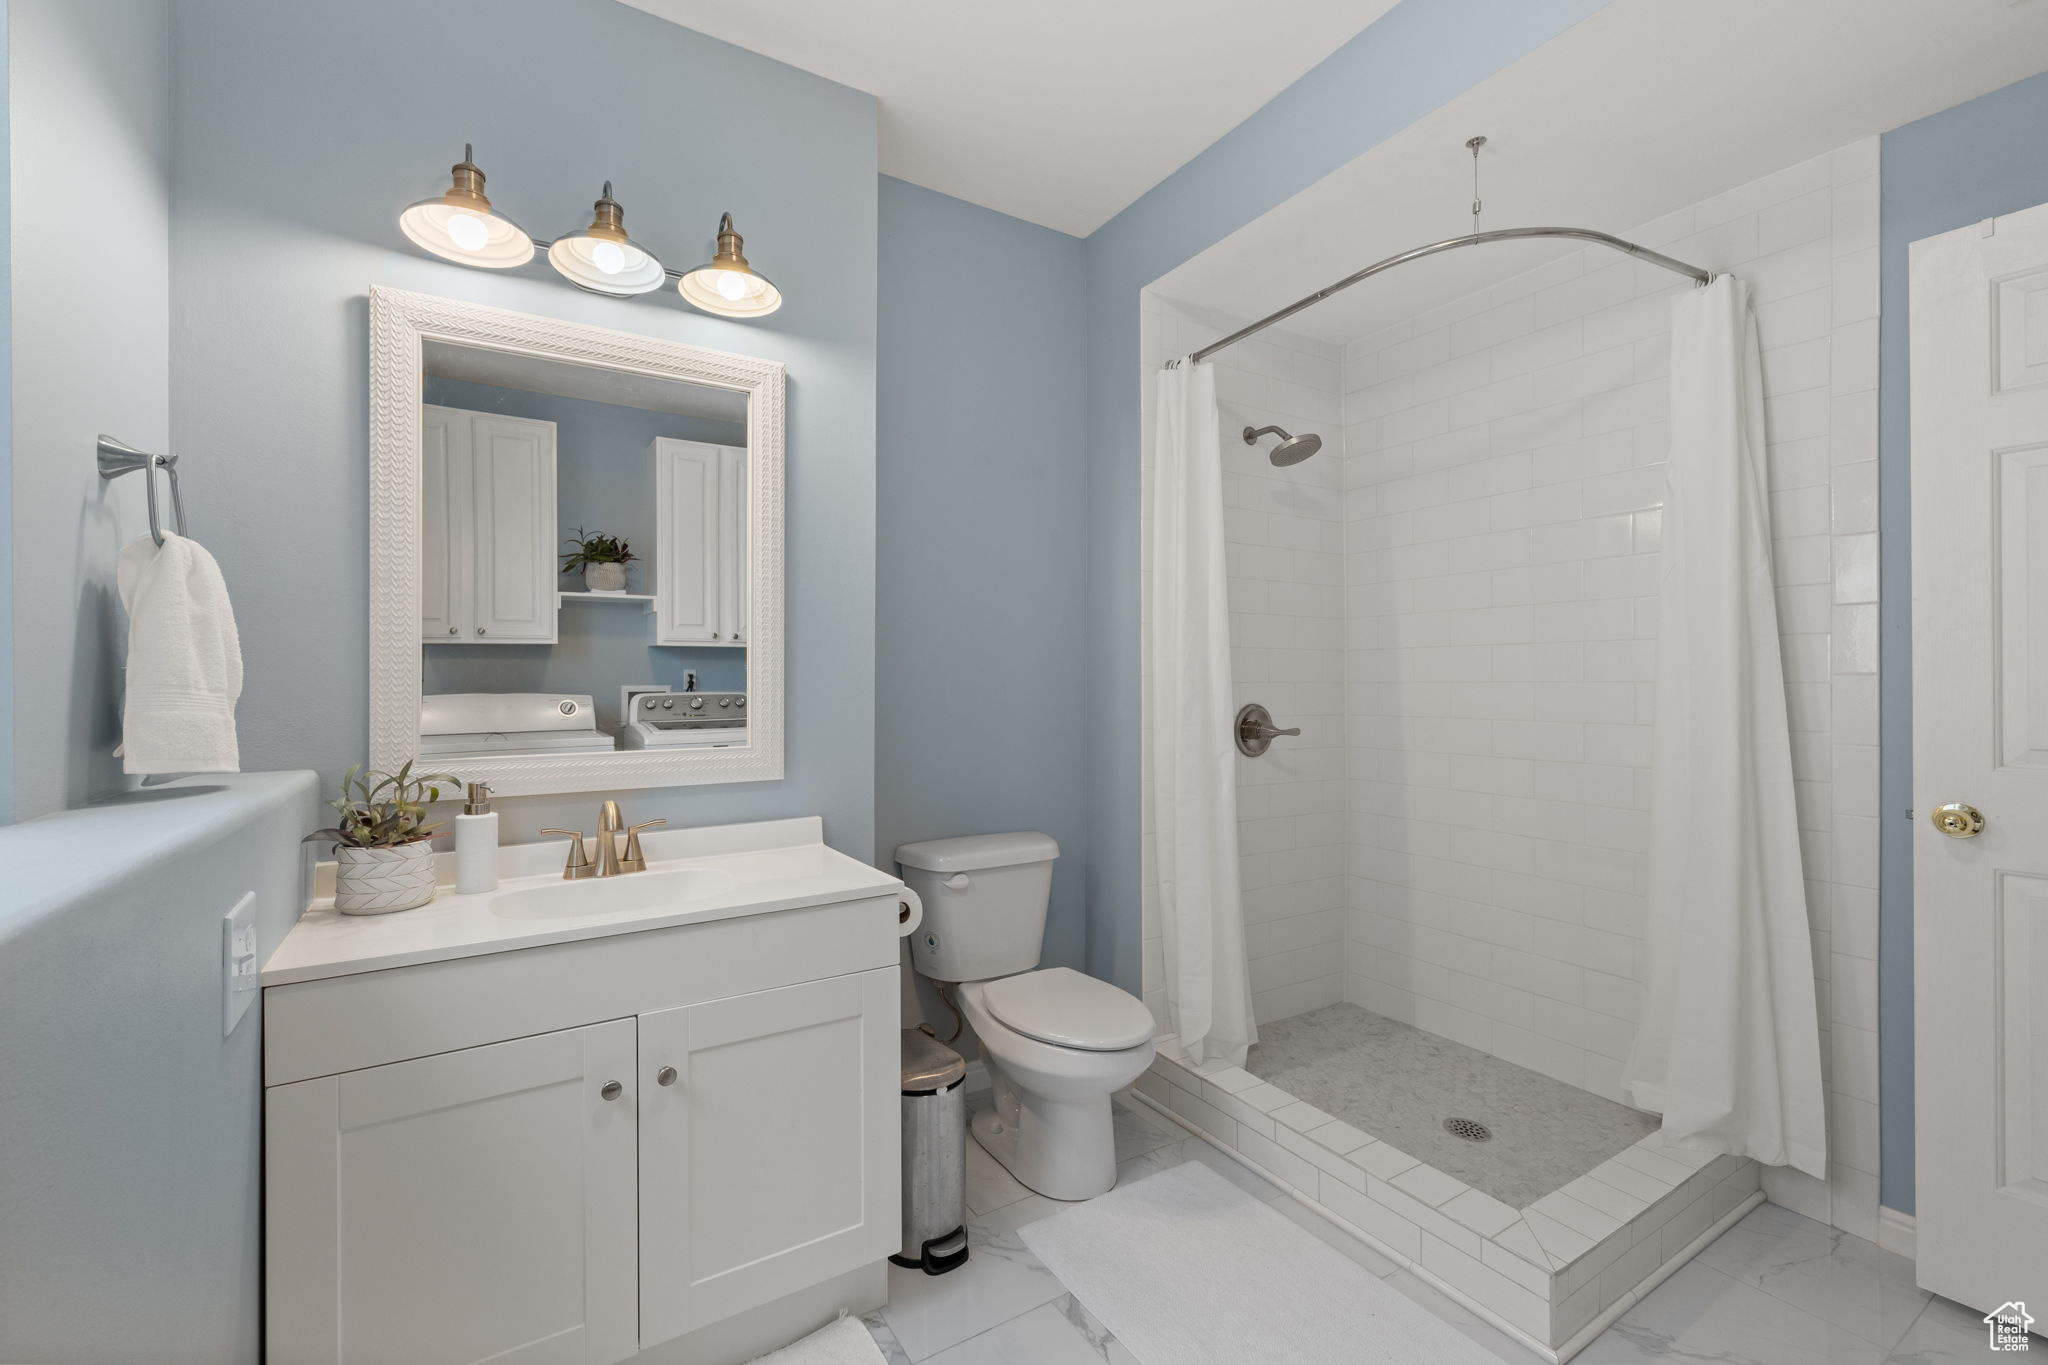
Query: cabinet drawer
265 896 899 1085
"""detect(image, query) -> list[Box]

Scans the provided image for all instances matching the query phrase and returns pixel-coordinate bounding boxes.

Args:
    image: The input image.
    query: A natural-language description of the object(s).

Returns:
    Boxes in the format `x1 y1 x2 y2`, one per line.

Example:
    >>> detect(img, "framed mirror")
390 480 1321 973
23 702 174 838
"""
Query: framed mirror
367 286 784 795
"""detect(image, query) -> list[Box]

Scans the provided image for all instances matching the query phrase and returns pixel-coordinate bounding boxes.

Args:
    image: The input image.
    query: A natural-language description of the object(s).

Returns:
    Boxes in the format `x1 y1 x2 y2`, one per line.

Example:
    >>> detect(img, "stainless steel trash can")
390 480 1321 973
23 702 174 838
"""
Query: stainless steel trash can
892 1029 969 1275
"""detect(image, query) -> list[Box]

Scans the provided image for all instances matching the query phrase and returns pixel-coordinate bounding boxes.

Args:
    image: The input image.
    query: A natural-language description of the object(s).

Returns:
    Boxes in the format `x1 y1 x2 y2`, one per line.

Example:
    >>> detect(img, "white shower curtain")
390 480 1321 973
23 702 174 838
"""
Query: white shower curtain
1622 276 1827 1178
1147 360 1257 1067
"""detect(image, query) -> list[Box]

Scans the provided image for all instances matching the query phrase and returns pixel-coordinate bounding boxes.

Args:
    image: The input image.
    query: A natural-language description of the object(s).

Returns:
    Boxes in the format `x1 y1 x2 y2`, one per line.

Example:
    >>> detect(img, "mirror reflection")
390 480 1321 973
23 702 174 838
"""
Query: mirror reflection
416 341 750 761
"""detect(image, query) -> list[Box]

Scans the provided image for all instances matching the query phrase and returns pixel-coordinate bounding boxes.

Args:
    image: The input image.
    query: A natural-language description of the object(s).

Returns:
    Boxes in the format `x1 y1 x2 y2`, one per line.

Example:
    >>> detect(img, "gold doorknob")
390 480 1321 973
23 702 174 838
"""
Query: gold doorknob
1932 803 1985 839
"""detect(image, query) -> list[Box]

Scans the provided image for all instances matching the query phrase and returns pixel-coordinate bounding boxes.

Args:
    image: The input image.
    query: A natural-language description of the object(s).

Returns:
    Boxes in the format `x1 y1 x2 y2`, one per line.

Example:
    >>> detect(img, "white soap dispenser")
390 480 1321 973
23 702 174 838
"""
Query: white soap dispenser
454 782 498 894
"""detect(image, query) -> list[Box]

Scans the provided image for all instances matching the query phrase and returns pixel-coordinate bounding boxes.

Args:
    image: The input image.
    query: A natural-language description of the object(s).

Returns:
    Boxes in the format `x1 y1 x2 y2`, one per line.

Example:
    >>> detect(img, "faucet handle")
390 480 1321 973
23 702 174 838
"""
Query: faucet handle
539 829 596 880
620 819 666 873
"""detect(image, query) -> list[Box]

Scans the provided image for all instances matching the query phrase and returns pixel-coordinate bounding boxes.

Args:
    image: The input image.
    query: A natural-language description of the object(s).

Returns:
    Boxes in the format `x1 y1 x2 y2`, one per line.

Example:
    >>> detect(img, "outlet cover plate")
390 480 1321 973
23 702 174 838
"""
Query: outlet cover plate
223 891 258 1036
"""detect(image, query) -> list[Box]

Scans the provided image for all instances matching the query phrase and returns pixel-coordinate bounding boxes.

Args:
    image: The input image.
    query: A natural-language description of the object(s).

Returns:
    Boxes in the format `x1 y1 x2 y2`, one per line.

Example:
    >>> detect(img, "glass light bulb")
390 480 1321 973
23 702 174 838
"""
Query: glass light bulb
590 239 626 275
445 211 490 253
715 269 755 301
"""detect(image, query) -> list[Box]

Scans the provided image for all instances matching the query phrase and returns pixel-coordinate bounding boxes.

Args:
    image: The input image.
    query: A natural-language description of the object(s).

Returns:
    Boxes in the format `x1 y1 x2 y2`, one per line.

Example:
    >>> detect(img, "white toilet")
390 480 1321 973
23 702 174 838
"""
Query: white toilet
896 832 1156 1201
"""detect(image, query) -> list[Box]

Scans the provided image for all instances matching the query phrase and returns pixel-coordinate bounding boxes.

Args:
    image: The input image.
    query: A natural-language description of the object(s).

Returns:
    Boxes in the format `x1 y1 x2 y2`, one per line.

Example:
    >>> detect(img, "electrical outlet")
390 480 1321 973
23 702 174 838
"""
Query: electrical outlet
223 892 258 1036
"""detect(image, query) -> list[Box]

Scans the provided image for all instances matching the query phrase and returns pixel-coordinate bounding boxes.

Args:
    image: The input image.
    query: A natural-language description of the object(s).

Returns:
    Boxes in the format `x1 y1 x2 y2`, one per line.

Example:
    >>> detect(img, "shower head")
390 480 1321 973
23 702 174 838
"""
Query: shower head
1243 424 1323 467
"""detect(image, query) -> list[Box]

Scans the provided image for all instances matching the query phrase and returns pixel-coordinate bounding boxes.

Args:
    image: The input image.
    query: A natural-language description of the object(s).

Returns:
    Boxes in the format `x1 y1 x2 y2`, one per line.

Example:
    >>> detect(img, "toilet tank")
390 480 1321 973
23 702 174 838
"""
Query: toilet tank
896 832 1059 983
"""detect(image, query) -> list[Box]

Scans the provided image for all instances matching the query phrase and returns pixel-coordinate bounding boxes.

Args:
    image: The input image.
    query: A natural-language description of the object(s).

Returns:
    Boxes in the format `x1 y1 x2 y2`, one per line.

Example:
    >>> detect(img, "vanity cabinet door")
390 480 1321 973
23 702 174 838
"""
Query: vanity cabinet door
652 437 723 644
420 404 472 642
266 1018 638 1365
469 412 559 644
637 966 898 1346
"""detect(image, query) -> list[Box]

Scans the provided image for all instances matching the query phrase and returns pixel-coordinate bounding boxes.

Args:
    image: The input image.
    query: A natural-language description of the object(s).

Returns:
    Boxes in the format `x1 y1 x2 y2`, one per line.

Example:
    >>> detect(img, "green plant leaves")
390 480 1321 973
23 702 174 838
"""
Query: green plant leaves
301 760 463 850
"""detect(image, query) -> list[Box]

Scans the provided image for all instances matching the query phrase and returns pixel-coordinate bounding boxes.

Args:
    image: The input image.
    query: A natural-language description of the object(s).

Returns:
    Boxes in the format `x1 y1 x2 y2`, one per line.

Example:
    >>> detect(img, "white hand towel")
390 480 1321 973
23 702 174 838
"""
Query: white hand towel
115 531 243 774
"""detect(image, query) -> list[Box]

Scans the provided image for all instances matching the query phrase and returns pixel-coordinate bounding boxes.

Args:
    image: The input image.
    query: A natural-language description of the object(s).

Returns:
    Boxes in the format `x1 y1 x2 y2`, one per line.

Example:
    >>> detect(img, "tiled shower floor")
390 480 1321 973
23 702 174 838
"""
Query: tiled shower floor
1247 1003 1658 1209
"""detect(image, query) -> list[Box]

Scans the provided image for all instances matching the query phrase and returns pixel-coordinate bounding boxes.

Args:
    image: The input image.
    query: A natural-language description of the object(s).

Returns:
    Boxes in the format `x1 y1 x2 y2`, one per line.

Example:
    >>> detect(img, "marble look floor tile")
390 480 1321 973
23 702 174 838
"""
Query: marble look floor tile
964 1134 1035 1216
1578 1260 1899 1365
1379 1266 1552 1365
1110 1095 1183 1162
1116 1133 1286 1201
862 1311 915 1365
1886 1293 2038 1364
878 1196 1071 1359
1696 1202 1930 1349
1268 1192 1406 1278
920 1301 1113 1364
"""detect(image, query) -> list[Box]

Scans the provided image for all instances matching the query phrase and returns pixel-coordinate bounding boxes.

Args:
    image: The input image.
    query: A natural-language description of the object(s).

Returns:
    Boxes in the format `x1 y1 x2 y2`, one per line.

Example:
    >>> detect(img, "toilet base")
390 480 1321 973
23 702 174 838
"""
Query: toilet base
971 1080 1119 1202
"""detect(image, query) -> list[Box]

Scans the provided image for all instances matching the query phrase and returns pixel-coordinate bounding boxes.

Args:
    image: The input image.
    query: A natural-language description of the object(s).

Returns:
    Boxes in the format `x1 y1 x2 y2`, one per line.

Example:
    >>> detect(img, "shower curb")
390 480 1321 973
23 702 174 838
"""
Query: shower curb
1133 1036 1766 1360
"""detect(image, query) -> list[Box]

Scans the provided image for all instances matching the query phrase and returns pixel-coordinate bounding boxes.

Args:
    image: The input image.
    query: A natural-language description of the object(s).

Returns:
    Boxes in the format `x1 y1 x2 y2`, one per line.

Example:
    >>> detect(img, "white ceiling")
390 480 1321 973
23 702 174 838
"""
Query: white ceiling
424 341 749 423
1152 0 2048 346
620 0 1397 236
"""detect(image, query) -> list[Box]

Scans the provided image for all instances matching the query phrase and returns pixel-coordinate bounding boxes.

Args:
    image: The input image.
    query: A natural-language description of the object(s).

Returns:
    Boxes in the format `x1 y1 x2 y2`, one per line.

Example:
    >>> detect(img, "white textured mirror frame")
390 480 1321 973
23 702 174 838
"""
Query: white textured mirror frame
366 286 785 796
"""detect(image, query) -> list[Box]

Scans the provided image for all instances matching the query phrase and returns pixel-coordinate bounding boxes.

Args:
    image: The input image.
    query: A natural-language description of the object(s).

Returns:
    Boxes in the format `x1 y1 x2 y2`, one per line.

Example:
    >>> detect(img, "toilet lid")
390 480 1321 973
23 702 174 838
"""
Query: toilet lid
981 967 1154 1052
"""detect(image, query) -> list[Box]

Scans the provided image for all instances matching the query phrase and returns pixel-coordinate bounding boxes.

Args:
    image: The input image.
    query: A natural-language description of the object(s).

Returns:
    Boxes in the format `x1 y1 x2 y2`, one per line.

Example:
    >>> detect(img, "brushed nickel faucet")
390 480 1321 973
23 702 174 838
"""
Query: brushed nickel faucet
542 803 666 880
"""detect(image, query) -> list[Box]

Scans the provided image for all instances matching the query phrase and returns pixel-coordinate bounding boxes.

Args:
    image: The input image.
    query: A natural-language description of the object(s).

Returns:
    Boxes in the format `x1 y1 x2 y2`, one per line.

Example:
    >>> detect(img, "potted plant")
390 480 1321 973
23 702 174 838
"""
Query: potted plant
307 762 459 914
561 526 637 593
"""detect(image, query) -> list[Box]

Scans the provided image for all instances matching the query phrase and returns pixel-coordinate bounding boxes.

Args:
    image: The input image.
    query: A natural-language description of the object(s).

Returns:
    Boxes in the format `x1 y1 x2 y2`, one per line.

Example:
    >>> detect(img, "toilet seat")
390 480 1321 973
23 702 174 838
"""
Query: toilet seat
980 967 1153 1052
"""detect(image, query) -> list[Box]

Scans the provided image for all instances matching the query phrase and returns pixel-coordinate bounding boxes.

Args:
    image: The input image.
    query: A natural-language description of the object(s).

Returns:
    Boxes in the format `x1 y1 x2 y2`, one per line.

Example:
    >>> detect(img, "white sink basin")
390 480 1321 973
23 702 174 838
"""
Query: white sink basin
490 866 738 921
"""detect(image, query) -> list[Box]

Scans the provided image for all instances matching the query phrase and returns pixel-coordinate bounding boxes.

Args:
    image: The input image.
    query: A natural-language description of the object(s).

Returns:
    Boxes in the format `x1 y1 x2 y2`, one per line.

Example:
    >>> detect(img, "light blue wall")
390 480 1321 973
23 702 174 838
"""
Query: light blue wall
1874 69 2048 1216
0 771 318 1363
7 0 169 820
874 177 1088 982
1077 0 1612 989
168 0 879 854
418 376 746 733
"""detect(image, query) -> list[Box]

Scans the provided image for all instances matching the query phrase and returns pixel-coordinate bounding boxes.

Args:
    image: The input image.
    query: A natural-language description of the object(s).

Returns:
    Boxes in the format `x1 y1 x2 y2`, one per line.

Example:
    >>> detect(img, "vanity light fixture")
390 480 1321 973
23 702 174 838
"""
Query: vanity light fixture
397 145 535 268
678 213 783 319
547 182 666 296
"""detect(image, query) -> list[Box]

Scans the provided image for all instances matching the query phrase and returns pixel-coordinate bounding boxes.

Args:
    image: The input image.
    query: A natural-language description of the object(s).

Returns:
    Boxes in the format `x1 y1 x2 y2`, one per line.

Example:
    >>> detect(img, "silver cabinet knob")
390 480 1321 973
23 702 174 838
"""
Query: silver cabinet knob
447 626 457 635
476 627 486 636
601 1080 623 1101
656 1066 677 1087
712 631 721 639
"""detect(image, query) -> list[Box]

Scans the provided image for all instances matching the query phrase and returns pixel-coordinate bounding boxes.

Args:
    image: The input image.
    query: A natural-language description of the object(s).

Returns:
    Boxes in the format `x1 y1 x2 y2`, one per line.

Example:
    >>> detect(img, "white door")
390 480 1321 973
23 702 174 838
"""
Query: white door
1911 202 2048 1316
720 446 749 645
470 412 558 643
653 438 723 644
637 968 898 1347
420 405 471 642
266 1020 639 1365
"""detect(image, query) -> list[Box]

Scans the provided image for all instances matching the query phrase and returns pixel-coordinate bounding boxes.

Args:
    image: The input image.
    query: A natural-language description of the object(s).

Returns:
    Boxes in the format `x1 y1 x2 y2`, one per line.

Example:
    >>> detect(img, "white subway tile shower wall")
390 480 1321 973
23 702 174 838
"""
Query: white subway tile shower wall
1139 302 1350 1031
1338 139 1880 1240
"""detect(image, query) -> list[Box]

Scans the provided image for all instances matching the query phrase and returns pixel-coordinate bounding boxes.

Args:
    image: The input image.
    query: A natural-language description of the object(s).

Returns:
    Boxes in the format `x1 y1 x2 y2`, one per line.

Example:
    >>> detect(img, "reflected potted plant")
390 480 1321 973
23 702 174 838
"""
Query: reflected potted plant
561 526 637 593
306 762 458 914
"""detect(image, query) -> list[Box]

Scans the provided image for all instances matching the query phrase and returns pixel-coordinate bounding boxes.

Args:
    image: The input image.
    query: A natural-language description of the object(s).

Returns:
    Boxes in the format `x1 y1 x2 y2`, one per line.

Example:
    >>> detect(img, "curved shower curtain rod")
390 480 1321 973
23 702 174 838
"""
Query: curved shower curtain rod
1166 225 1711 368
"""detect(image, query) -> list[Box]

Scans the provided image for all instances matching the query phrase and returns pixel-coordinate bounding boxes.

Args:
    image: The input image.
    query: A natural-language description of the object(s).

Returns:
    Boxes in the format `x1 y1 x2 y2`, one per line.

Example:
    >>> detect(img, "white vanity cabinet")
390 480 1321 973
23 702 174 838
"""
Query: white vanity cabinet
422 403 559 644
263 857 905 1365
653 437 747 646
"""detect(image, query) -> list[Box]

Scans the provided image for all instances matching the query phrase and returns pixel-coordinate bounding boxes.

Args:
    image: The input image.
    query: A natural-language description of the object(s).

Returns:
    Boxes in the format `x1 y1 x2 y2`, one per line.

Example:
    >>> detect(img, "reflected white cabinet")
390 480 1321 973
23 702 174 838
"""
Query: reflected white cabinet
266 1019 640 1365
423 404 558 644
653 437 746 647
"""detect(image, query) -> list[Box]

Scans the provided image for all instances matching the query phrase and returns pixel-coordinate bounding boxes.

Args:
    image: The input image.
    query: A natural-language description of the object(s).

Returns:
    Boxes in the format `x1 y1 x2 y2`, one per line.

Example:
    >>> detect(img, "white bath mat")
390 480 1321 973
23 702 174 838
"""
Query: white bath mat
746 1314 887 1365
1019 1161 1500 1365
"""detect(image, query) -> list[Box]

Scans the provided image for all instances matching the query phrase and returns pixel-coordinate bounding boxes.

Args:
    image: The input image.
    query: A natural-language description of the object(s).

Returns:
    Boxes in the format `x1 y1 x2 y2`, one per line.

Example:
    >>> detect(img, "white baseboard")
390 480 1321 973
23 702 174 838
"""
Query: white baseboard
1876 1206 1916 1260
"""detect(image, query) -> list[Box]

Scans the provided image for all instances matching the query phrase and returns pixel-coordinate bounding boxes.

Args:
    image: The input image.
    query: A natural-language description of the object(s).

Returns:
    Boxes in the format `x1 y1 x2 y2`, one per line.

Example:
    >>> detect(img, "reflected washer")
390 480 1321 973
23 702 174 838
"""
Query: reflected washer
419 692 616 757
619 692 748 749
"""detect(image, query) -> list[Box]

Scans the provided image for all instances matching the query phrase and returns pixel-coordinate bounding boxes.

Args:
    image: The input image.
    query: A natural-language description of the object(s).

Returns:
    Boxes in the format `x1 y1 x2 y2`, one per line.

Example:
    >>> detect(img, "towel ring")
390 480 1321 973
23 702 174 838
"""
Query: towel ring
97 435 187 548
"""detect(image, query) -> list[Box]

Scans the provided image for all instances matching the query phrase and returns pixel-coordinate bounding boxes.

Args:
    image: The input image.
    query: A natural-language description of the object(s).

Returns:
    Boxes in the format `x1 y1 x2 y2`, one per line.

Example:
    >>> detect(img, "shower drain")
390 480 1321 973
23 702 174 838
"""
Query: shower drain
1443 1116 1493 1142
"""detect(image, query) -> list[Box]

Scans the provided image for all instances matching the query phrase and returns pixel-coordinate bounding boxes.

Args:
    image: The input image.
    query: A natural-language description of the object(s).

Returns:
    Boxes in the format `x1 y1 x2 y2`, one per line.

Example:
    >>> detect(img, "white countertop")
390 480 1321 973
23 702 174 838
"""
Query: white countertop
264 817 904 986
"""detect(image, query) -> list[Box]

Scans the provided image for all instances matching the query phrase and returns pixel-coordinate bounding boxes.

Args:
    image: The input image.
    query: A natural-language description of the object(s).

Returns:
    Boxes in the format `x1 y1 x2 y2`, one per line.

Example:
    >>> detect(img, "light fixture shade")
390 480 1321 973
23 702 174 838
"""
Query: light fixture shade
398 145 534 268
548 182 666 296
678 213 783 318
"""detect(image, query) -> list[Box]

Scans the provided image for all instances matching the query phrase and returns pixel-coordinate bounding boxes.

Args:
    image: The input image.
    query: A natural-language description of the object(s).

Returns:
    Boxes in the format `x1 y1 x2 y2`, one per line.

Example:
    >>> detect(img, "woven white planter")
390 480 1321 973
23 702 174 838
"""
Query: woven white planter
334 842 437 915
583 562 627 592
